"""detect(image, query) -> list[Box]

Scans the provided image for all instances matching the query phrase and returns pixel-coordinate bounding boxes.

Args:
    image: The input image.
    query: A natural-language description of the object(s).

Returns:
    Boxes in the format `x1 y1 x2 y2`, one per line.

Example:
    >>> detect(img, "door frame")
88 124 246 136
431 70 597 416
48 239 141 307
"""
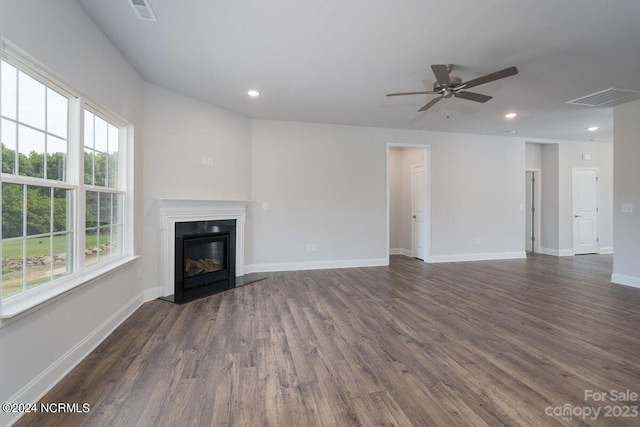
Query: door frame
525 168 541 253
386 143 431 263
572 167 600 255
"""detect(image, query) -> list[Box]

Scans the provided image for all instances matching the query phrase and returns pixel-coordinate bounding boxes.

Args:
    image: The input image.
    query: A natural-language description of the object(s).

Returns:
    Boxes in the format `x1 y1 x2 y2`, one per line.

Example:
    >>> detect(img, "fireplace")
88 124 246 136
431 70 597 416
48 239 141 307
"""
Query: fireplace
174 220 236 303
156 199 248 302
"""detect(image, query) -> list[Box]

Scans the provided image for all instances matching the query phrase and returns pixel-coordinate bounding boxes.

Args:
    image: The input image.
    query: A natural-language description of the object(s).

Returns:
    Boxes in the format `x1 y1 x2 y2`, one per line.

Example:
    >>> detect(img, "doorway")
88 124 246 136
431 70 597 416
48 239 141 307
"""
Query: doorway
387 144 430 263
525 169 540 253
412 165 425 260
572 168 599 255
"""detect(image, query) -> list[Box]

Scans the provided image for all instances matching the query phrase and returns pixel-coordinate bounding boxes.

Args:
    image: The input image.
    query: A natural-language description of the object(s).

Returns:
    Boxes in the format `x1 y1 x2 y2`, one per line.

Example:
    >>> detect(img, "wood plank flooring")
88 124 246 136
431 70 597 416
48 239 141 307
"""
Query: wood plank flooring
15 254 640 426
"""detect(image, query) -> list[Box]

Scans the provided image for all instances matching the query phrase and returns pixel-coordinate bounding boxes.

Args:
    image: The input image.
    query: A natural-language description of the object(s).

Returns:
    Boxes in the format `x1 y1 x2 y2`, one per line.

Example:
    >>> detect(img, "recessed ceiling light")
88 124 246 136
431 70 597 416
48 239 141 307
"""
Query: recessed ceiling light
587 126 599 132
505 112 517 119
247 90 260 97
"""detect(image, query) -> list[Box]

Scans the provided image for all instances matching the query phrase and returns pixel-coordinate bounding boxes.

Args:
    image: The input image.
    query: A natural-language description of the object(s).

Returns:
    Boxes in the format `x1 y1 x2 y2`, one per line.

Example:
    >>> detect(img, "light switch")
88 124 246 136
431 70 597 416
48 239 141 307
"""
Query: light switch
622 203 633 213
262 202 268 210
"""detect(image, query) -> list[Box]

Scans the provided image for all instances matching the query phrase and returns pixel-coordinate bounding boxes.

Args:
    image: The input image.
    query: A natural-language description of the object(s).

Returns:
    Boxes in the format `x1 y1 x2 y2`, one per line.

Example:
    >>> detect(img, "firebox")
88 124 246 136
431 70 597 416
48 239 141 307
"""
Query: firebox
174 219 236 303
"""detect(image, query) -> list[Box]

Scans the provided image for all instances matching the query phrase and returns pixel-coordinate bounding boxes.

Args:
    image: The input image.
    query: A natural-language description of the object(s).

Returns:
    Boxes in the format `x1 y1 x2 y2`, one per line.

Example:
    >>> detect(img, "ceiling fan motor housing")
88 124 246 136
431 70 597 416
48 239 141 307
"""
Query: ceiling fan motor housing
433 75 463 91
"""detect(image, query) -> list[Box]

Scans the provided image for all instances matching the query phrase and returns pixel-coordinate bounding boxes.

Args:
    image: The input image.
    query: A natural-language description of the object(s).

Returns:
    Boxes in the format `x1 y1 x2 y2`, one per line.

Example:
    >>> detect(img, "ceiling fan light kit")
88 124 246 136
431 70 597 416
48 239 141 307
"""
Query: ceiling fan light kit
387 64 519 112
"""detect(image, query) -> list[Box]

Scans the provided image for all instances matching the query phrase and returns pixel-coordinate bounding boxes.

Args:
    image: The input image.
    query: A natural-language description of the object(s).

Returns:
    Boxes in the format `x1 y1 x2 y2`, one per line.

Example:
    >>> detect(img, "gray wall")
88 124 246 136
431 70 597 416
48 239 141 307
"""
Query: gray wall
0 1 145 425
142 83 252 294
613 99 640 285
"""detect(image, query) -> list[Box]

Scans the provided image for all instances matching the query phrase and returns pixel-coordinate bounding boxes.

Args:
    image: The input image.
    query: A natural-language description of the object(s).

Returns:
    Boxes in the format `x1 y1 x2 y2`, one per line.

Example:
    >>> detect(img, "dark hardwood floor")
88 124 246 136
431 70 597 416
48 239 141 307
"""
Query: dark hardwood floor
15 254 640 426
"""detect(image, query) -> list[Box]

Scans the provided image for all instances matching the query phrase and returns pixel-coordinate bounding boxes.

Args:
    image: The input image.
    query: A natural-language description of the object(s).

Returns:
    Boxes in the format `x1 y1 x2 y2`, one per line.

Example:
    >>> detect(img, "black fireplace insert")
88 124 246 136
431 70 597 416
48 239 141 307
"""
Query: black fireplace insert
174 219 236 303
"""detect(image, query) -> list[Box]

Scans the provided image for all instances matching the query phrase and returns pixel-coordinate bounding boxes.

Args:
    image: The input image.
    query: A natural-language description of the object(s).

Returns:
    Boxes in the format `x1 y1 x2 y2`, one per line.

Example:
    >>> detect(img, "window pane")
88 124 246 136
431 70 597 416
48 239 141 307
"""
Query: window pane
18 125 45 178
86 191 98 228
85 228 98 266
18 71 46 130
113 225 123 256
84 148 94 185
84 110 94 149
2 239 24 298
2 118 17 174
95 152 107 187
26 236 51 289
94 116 108 152
53 188 71 232
99 226 111 259
1 61 17 120
53 232 72 279
107 124 119 188
47 135 66 181
2 183 24 239
112 194 122 225
46 88 68 139
26 185 51 236
99 192 112 227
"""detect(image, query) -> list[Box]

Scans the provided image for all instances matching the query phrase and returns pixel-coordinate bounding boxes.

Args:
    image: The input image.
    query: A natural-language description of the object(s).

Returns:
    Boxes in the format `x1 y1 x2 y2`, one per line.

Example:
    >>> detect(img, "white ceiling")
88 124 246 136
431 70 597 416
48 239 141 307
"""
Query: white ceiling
77 0 640 142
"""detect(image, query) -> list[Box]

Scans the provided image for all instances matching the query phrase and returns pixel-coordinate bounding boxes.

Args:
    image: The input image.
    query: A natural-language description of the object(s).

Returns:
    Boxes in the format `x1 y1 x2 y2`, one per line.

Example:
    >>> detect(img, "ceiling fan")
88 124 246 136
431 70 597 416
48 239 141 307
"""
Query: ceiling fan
387 64 519 112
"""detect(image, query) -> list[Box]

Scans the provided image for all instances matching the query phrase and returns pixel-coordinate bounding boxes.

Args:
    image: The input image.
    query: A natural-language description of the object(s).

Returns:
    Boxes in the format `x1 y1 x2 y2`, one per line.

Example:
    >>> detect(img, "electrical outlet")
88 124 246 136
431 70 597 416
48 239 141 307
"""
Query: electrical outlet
306 244 317 252
622 203 633 213
201 156 213 166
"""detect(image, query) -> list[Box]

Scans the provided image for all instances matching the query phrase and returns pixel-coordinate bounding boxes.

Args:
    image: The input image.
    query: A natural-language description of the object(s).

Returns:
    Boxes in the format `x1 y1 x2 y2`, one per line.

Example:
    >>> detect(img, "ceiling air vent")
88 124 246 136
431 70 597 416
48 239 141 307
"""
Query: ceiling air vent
567 88 640 107
128 0 158 22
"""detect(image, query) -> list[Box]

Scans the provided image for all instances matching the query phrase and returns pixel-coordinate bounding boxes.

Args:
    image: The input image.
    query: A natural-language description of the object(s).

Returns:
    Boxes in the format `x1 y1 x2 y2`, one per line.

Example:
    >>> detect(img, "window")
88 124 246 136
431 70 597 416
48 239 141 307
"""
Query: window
1 42 132 308
83 110 124 266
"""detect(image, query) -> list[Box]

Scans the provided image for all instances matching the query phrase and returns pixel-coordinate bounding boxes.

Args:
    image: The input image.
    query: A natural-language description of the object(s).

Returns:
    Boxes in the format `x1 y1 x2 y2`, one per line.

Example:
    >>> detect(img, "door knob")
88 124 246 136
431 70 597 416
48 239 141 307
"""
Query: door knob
412 215 417 218
574 215 582 218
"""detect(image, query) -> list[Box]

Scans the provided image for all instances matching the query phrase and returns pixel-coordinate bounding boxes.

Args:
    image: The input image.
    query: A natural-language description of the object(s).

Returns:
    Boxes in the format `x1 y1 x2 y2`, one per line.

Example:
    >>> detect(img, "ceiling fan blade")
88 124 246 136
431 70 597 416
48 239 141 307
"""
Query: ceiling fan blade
386 90 439 97
454 91 493 103
461 66 519 90
418 96 443 112
431 64 451 85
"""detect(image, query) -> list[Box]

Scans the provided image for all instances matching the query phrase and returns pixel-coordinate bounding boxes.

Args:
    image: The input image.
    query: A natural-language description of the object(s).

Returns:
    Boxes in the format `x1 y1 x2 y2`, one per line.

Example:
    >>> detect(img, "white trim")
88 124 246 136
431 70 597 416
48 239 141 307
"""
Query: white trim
427 251 526 263
4 290 144 427
156 199 248 298
611 273 640 289
386 143 431 264
599 247 613 254
143 286 162 302
540 247 575 256
245 258 388 274
389 248 413 257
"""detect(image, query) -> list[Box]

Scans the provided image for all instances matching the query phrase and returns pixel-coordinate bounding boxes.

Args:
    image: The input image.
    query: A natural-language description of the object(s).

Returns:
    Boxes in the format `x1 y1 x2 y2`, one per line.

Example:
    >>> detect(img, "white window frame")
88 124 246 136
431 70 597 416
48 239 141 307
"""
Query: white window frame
0 39 136 321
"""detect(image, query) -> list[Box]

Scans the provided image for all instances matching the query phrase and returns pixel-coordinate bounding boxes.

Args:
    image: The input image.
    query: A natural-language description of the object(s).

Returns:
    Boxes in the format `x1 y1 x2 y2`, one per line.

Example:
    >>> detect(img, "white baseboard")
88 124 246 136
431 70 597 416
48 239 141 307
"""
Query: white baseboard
143 286 162 302
427 251 526 263
599 247 614 254
389 248 413 257
540 247 575 257
611 273 640 289
5 292 144 427
245 258 388 274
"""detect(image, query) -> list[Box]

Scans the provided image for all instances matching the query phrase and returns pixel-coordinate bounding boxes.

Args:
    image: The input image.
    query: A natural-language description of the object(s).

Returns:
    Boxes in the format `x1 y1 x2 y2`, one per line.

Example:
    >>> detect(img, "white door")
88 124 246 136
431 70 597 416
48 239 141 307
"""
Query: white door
412 165 425 260
525 171 534 252
572 169 599 255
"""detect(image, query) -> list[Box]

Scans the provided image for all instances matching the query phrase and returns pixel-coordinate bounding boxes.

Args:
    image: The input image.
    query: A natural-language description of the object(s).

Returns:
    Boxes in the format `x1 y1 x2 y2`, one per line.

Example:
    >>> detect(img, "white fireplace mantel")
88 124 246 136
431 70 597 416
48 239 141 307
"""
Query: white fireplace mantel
156 199 249 297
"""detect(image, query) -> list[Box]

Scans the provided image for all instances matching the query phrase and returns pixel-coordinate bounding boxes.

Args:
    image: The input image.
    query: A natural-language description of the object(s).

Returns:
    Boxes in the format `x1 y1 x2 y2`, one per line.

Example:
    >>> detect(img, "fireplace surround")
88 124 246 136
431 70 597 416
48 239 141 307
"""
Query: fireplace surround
157 199 247 302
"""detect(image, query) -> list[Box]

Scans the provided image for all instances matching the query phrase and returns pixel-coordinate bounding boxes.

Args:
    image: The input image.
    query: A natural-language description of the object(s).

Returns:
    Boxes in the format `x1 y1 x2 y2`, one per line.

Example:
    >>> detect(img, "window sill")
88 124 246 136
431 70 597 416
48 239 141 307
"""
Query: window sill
0 255 139 325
